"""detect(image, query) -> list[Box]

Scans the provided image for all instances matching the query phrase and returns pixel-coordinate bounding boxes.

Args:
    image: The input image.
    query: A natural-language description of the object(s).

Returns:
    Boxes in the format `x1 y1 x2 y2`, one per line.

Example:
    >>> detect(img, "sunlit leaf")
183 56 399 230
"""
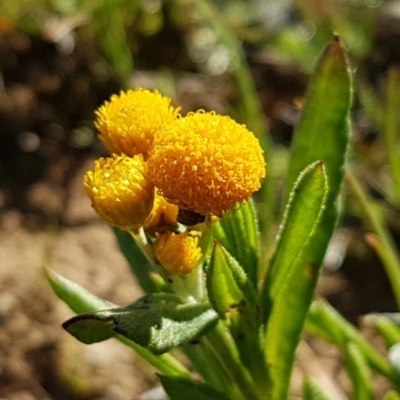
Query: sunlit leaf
261 161 328 399
285 36 352 267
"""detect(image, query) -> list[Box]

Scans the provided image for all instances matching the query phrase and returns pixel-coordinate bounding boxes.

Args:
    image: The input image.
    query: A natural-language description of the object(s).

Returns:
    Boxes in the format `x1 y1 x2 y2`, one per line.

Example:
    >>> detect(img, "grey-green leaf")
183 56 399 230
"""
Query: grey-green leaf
63 293 219 355
63 310 118 343
46 269 190 376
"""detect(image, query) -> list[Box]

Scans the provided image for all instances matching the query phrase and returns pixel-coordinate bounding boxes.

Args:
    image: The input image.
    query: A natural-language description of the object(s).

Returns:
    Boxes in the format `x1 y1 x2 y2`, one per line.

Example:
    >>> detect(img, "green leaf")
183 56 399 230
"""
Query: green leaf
158 375 232 400
212 199 260 286
206 242 267 388
113 228 161 294
383 67 400 204
45 268 111 313
260 38 352 399
63 310 117 343
285 36 352 268
63 293 219 355
385 390 400 400
346 173 400 309
372 314 400 348
389 344 400 376
306 300 400 389
206 241 257 319
345 343 374 400
46 268 190 377
261 161 329 400
302 377 331 400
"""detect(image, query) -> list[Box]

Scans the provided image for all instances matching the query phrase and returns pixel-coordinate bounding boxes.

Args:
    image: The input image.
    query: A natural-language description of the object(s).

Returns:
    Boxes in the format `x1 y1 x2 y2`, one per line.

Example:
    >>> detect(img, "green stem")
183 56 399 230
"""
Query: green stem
346 170 400 309
205 322 264 400
183 342 237 394
117 335 191 377
130 229 155 265
186 0 274 243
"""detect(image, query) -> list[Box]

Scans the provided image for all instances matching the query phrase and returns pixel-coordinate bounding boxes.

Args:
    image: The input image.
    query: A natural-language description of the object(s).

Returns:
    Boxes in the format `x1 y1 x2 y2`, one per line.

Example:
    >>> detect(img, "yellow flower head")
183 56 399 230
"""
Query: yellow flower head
153 232 202 275
143 193 179 233
94 88 180 158
147 111 266 216
84 154 155 230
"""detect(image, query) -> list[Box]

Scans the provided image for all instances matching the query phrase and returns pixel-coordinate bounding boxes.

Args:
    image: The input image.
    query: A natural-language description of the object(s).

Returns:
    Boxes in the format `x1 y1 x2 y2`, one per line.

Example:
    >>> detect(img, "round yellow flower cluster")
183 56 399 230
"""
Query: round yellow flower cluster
147 110 266 216
84 88 266 274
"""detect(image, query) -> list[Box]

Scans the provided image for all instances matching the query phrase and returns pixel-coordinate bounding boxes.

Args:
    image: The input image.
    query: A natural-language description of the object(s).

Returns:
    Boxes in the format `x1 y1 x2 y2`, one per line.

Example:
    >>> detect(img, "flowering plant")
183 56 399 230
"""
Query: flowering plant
47 38 400 399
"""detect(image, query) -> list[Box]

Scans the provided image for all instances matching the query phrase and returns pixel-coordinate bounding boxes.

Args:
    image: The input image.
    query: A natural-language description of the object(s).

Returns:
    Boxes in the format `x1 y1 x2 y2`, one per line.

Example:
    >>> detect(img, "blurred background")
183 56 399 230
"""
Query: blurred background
1 0 400 398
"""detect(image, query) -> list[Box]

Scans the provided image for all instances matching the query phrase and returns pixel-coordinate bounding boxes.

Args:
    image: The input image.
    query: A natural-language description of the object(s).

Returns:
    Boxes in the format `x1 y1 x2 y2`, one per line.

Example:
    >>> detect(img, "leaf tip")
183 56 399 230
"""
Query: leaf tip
324 34 349 64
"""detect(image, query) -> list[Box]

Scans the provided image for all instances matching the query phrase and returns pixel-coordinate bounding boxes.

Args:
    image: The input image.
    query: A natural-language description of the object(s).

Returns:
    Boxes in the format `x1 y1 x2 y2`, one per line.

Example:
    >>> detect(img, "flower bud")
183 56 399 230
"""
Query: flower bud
153 232 202 275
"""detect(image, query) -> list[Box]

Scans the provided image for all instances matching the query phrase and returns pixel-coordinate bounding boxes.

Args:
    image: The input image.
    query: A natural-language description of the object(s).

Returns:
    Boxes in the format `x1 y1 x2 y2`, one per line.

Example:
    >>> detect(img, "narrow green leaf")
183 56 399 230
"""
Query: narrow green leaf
345 343 374 400
386 390 400 400
383 67 400 204
46 269 190 377
346 173 400 309
261 38 352 399
285 36 352 267
372 314 400 348
207 241 258 318
158 375 232 400
306 299 400 389
212 199 260 286
302 377 331 400
261 161 329 400
389 343 400 376
206 242 267 388
64 293 219 355
45 268 111 313
113 228 161 294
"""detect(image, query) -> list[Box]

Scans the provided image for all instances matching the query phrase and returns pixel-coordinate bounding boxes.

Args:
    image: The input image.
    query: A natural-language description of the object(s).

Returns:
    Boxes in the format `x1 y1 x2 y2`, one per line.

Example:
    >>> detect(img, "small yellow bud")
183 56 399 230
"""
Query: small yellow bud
84 154 154 230
143 194 179 233
153 232 202 275
94 88 181 158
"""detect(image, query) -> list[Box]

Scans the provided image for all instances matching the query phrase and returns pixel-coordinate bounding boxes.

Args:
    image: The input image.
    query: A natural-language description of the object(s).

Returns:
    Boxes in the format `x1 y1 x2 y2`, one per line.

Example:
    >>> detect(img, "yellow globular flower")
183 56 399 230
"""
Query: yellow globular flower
153 232 202 275
94 88 181 158
147 111 266 216
143 193 179 233
84 154 155 231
